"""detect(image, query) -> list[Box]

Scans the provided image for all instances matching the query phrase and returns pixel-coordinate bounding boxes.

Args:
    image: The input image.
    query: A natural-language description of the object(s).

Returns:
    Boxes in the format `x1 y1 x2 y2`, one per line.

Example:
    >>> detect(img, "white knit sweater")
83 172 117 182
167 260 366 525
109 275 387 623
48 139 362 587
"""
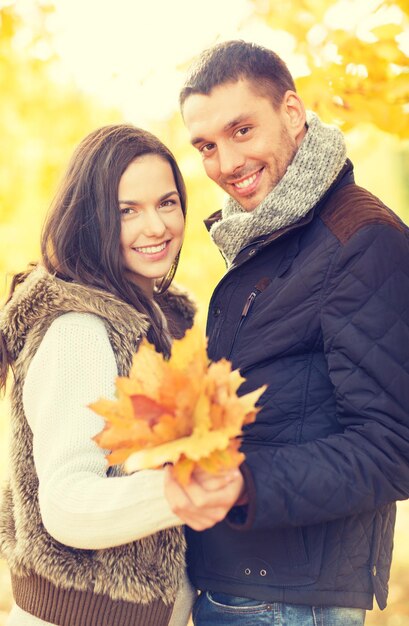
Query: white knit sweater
6 312 195 626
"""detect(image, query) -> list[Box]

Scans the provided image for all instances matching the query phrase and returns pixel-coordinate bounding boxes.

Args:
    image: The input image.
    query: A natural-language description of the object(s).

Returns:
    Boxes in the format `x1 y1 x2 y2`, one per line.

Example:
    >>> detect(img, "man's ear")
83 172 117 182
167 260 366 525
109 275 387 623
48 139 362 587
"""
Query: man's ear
282 91 307 145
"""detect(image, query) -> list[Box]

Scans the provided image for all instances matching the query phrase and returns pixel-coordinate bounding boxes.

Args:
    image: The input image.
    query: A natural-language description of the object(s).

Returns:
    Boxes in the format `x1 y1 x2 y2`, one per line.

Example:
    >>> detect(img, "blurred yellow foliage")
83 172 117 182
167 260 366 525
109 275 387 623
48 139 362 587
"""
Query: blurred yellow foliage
0 1 409 624
254 0 409 137
0 5 123 290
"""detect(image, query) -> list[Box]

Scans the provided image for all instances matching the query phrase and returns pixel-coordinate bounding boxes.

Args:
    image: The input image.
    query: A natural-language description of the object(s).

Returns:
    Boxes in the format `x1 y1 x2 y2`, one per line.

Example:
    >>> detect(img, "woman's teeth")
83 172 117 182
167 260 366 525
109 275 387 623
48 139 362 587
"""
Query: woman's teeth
134 242 167 254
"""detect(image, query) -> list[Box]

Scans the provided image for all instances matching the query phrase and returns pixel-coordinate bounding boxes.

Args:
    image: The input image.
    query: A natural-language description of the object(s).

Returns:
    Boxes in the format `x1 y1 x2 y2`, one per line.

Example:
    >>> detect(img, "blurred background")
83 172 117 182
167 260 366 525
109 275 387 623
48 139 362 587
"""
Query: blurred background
0 0 408 624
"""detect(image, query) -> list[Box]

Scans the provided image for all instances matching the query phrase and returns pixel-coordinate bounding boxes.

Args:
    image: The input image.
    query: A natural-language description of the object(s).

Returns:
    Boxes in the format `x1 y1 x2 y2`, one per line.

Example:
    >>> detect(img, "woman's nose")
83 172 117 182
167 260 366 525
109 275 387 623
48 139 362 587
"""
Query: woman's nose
143 208 167 237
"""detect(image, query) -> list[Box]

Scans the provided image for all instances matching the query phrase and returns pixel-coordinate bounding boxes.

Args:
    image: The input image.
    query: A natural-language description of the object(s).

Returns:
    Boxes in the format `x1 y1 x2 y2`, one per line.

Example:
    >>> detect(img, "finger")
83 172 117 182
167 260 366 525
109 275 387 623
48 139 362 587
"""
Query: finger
164 469 224 526
185 508 228 531
164 467 195 515
164 467 245 529
184 474 243 512
192 468 241 491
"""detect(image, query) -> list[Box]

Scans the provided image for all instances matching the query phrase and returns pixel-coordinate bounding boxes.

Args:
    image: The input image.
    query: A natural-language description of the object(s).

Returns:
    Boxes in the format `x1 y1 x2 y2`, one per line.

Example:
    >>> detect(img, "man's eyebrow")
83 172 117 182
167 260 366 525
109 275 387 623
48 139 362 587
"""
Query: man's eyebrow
118 191 179 205
191 136 206 148
191 114 252 147
223 114 251 132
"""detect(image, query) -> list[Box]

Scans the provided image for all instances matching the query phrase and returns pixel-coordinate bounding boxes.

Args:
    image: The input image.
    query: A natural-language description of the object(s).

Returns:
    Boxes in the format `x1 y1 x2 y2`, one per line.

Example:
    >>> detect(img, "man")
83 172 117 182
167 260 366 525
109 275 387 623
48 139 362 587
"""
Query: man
165 40 409 625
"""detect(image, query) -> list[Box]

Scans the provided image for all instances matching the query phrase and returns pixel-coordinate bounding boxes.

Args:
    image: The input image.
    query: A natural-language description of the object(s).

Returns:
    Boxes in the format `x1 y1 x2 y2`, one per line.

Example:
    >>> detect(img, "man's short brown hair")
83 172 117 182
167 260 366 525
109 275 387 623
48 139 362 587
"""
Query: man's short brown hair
180 40 296 110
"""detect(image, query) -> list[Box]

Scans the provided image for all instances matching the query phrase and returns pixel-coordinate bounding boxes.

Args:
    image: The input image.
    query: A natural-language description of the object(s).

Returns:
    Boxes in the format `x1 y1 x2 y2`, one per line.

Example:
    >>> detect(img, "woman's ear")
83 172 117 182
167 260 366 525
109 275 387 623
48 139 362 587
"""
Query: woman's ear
282 91 307 145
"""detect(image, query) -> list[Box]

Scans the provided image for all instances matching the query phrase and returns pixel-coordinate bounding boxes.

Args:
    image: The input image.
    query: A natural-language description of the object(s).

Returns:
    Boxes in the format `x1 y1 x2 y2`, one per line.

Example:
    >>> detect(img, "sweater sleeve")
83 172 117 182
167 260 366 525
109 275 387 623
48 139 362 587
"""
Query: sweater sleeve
23 312 183 550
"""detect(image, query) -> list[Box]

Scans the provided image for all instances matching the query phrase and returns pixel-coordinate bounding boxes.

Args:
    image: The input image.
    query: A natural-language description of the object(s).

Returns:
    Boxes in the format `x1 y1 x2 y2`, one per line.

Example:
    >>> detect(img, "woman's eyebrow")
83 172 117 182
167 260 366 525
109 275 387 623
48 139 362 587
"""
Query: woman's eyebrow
119 190 179 205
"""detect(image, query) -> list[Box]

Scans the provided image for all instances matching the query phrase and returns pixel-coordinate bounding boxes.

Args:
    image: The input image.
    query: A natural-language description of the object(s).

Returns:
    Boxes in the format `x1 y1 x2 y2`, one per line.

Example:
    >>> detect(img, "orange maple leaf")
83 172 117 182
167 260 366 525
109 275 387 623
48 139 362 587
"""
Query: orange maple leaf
90 325 266 485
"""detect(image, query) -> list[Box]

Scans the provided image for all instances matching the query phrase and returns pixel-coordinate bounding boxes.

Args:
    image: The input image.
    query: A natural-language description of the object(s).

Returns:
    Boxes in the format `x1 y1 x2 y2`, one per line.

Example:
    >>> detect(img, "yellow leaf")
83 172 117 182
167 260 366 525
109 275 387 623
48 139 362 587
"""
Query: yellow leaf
125 428 234 472
127 339 166 400
371 24 403 41
170 325 208 374
172 456 195 485
91 324 267 484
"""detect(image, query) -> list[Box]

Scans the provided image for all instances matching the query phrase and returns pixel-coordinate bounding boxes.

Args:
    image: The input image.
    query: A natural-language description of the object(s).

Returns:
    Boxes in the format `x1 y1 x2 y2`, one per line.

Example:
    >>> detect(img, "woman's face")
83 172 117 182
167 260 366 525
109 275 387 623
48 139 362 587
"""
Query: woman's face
118 154 185 295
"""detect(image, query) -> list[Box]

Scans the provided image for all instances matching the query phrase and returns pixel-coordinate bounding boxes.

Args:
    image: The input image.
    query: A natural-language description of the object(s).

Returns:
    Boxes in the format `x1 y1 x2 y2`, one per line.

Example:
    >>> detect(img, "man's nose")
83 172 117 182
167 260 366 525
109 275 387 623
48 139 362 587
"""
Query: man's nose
218 144 245 177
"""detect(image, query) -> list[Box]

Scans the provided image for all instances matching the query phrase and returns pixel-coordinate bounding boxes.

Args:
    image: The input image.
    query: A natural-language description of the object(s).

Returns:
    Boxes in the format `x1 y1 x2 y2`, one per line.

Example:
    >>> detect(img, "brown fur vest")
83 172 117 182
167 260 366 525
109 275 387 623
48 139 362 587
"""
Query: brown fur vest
0 265 195 606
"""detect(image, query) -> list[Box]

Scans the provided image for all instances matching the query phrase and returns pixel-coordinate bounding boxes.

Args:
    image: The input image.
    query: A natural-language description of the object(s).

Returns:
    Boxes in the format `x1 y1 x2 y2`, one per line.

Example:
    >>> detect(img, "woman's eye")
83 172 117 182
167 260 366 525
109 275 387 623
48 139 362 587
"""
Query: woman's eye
159 199 177 210
120 207 138 217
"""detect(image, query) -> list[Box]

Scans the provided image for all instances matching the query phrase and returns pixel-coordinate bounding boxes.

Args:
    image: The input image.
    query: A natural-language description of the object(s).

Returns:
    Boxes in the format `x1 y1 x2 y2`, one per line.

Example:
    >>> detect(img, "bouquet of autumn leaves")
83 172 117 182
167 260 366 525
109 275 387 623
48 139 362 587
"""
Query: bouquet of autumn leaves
90 327 266 485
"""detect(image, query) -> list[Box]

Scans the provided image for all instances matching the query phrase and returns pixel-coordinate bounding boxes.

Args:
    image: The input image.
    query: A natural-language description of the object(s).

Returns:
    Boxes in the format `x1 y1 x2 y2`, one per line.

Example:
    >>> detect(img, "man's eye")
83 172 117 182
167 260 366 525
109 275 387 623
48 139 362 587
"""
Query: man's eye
199 143 216 154
236 127 251 137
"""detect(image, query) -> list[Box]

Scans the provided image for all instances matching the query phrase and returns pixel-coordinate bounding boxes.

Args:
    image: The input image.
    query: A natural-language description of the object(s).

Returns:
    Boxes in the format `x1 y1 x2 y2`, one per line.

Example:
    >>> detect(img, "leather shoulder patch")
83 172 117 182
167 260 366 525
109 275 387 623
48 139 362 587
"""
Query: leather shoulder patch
320 184 404 244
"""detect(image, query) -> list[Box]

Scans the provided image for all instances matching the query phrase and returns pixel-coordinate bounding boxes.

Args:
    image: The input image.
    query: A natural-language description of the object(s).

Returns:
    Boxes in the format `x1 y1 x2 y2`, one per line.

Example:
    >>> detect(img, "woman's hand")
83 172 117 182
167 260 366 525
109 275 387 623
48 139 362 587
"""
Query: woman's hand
164 466 246 531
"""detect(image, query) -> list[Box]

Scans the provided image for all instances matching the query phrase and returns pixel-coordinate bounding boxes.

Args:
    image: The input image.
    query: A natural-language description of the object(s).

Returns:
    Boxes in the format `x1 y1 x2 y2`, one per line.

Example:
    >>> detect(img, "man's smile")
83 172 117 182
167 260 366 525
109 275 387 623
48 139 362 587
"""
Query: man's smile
229 168 264 196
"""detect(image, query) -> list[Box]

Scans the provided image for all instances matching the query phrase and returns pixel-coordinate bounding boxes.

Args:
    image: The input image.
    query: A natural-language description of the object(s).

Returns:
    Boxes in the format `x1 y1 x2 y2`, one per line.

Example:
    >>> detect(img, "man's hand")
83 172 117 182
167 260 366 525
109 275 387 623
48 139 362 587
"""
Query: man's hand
164 466 246 531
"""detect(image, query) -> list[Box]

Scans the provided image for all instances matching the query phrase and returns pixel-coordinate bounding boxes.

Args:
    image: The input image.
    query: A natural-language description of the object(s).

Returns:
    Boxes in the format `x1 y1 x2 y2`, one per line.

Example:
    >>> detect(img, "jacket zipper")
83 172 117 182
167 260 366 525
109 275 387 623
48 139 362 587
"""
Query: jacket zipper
227 288 260 360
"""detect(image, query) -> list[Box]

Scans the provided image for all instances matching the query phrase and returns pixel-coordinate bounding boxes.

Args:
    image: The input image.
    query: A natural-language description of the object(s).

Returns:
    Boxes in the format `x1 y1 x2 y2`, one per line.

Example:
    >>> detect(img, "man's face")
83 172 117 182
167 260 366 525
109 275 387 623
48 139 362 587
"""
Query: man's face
182 79 306 212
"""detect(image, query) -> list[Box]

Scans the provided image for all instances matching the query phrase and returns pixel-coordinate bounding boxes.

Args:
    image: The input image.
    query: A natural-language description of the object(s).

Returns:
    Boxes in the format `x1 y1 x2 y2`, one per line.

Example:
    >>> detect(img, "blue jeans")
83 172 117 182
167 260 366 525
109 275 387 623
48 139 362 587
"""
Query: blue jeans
192 592 366 625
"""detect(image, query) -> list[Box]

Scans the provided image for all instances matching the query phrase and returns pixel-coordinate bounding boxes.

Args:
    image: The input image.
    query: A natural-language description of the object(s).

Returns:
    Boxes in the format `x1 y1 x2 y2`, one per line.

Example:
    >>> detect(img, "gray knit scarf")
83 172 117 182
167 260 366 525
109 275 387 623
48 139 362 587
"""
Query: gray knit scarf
210 111 347 264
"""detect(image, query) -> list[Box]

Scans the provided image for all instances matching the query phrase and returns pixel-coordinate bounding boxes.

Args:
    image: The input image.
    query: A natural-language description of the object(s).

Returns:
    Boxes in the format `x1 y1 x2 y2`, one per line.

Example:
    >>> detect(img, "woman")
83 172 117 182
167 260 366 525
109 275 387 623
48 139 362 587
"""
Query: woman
0 124 197 626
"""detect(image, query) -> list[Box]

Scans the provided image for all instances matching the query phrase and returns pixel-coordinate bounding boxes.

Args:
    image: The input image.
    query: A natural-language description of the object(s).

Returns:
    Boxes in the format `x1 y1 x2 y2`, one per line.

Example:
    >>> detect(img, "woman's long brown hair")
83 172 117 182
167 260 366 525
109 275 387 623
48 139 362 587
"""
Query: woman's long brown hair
0 125 187 391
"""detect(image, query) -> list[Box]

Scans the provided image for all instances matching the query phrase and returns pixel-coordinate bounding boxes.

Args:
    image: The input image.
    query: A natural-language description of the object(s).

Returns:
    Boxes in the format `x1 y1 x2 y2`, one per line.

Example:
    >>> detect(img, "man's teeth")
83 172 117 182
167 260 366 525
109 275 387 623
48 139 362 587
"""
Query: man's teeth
134 242 167 254
234 173 257 189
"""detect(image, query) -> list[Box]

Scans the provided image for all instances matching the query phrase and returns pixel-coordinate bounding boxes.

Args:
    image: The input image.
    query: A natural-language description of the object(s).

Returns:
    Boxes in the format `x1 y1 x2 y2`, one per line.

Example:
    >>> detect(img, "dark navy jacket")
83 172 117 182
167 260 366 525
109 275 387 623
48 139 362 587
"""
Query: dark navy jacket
186 163 409 610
